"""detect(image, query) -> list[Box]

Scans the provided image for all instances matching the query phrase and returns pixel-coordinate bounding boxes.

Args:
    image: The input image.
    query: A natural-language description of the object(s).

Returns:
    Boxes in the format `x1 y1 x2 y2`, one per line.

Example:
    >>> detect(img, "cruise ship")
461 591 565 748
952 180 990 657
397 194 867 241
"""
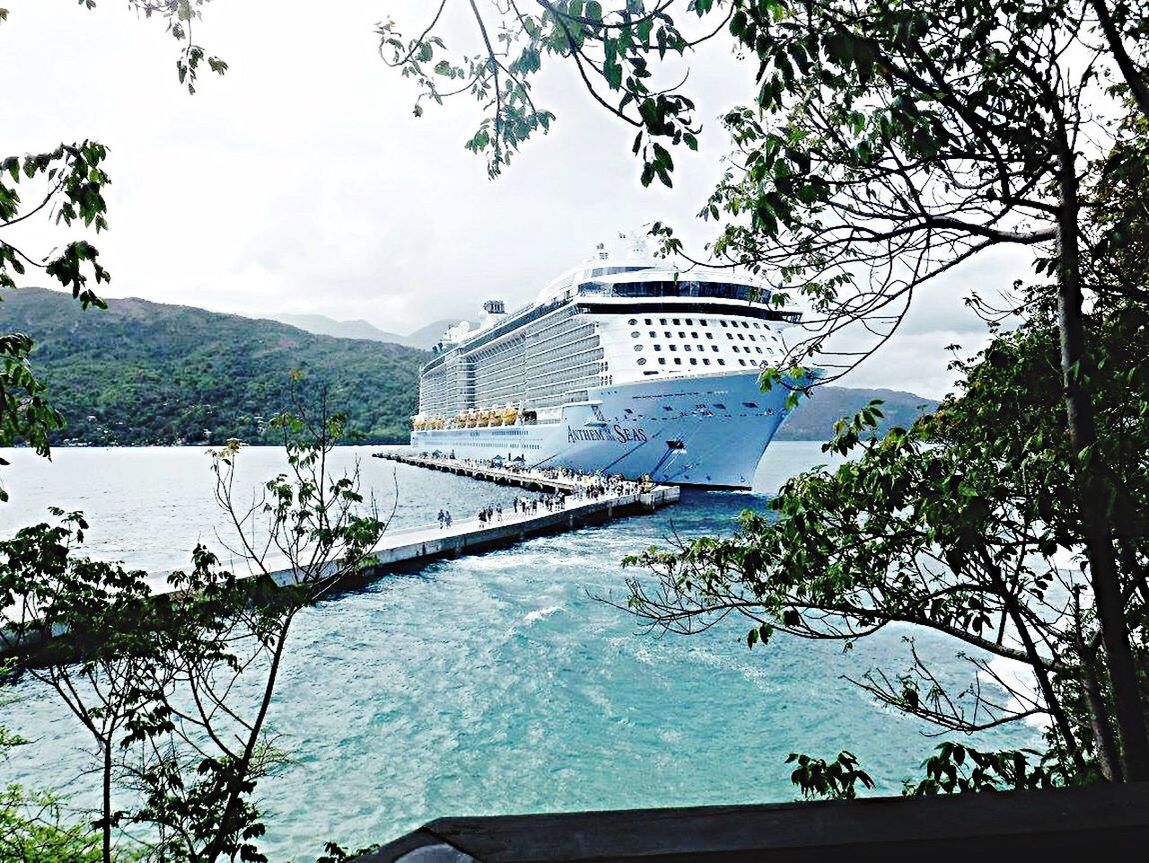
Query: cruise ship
410 243 814 488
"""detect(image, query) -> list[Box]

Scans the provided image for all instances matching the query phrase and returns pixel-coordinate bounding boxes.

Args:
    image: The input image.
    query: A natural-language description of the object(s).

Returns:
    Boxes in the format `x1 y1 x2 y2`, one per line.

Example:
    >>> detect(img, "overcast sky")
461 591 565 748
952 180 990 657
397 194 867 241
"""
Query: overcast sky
1 0 1031 398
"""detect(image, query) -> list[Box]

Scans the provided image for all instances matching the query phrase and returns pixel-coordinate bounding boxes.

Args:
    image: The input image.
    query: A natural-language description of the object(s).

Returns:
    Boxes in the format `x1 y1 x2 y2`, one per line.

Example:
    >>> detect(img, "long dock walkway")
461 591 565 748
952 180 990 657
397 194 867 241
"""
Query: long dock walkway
1 458 679 657
375 452 620 495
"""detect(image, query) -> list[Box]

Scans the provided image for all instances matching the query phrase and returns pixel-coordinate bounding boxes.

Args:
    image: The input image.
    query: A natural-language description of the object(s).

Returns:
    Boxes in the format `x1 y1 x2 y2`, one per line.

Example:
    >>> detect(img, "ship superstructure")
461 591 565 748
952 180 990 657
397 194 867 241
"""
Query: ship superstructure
410 242 811 488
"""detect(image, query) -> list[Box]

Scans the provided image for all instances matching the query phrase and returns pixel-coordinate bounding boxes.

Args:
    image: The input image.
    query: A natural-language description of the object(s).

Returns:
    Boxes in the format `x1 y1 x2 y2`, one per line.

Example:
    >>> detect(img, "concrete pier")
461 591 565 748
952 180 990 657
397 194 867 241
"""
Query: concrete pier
375 452 633 494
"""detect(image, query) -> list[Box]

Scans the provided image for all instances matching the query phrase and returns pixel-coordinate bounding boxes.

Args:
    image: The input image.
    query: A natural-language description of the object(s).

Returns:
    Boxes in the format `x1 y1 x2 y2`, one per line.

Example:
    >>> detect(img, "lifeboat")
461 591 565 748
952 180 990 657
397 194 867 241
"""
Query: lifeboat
412 414 427 431
464 410 479 428
502 405 519 425
476 409 492 428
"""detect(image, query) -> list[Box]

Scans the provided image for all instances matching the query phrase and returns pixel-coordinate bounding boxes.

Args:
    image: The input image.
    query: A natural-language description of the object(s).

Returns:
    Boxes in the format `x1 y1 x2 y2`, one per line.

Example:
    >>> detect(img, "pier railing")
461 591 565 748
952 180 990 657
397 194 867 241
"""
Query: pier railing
356 781 1149 862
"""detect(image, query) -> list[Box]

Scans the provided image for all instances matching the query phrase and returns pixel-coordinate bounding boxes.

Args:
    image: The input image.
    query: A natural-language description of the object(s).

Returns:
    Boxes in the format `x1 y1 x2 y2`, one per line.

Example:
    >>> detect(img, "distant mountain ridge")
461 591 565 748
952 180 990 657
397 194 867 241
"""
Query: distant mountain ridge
260 312 470 350
9 288 428 445
8 288 938 447
775 386 938 441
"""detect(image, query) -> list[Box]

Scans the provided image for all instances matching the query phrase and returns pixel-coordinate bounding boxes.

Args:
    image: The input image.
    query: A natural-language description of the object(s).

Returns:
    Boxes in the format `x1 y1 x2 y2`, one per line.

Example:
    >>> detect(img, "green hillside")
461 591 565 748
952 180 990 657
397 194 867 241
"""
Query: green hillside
5 288 937 447
775 386 938 441
6 288 428 445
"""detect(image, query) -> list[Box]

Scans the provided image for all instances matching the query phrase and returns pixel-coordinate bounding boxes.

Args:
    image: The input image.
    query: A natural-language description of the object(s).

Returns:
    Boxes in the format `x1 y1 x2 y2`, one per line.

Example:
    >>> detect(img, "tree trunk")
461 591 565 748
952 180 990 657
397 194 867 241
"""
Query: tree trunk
1055 142 1149 780
103 739 113 863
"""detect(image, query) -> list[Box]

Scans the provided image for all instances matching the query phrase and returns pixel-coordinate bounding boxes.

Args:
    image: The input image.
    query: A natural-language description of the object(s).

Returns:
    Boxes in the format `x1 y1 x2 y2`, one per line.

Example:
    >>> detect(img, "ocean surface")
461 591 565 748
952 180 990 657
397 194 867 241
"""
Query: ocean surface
0 444 1037 859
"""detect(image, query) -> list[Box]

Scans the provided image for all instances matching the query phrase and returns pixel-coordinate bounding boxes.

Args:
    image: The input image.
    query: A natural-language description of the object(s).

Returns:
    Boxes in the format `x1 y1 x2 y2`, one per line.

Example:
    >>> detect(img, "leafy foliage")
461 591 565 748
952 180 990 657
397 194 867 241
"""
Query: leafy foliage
0 783 103 863
786 751 874 800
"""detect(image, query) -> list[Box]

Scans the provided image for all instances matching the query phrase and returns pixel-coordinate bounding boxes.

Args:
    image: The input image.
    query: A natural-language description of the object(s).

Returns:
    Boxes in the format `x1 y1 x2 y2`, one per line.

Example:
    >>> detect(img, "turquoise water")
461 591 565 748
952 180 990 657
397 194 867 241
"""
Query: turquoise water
0 445 1037 859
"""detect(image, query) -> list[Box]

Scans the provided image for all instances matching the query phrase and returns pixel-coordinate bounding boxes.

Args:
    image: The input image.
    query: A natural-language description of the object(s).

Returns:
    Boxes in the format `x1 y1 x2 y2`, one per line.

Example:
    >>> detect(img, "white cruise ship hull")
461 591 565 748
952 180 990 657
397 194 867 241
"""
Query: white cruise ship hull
410 371 800 489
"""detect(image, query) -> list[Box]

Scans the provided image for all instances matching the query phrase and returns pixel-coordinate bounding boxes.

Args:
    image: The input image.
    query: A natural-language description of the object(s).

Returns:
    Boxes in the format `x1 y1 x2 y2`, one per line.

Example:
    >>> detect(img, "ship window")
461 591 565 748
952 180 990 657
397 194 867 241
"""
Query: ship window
727 333 734 339
664 331 672 338
720 320 728 327
658 358 667 365
631 331 640 338
703 358 711 366
649 330 656 337
644 370 658 375
739 359 748 366
732 346 739 353
674 358 682 365
663 405 674 411
738 333 746 340
628 319 637 325
690 358 698 365
691 332 699 339
706 333 713 339
743 322 751 328
644 318 652 324
678 331 686 338
659 318 667 324
672 318 680 325
653 344 662 352
633 344 643 351
700 319 709 326
637 357 648 366
717 359 726 366
743 402 759 408
713 403 726 409
684 345 691 352
756 347 763 354
685 318 693 325
669 344 677 351
712 346 719 352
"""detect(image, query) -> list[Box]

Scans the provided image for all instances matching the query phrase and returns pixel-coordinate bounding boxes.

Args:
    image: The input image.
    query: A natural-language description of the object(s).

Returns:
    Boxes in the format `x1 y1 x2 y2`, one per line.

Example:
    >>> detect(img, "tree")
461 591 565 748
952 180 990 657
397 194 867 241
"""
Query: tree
383 0 1149 780
0 395 391 862
620 290 1149 785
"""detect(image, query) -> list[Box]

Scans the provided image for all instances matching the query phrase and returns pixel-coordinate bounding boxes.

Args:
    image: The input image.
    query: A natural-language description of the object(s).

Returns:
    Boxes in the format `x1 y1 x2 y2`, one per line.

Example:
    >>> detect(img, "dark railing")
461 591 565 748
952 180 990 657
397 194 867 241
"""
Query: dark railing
357 782 1149 862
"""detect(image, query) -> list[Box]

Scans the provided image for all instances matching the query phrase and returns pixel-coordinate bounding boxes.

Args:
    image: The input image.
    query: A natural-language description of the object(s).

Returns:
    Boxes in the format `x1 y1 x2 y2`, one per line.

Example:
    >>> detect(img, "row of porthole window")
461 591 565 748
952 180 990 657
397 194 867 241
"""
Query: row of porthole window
635 342 768 356
637 356 759 368
627 316 767 331
629 328 780 349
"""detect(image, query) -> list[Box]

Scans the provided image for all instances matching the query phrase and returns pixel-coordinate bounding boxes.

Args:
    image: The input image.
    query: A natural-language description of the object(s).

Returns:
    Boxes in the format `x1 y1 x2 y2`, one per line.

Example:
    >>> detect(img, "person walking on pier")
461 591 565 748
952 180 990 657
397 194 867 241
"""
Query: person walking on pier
437 509 446 529
444 510 452 528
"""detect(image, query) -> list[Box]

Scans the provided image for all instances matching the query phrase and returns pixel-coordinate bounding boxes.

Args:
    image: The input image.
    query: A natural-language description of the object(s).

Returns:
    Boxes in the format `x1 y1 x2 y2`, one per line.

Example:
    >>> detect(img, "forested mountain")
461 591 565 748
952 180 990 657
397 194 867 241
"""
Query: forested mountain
7 288 936 447
775 386 938 441
7 288 428 445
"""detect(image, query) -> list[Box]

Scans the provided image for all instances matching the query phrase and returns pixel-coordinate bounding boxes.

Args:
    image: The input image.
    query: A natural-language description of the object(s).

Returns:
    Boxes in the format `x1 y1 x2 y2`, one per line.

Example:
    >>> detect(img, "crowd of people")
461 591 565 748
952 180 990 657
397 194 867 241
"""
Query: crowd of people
425 457 653 532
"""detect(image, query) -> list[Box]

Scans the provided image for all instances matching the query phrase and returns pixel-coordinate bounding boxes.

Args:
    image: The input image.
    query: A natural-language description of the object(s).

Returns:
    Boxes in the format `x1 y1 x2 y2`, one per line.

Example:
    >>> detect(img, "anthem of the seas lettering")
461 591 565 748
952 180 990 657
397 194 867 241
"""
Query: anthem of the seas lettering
410 239 815 488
